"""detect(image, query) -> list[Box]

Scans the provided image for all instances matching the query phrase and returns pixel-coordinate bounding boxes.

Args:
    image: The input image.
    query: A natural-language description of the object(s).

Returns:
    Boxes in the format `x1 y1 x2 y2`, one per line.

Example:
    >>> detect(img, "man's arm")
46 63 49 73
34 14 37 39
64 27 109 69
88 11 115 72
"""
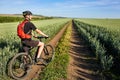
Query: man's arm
35 29 48 37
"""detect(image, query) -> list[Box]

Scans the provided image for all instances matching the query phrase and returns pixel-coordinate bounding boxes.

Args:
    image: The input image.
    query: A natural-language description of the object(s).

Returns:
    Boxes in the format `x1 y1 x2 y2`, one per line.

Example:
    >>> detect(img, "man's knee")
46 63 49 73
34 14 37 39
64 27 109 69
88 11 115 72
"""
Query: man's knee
38 42 44 46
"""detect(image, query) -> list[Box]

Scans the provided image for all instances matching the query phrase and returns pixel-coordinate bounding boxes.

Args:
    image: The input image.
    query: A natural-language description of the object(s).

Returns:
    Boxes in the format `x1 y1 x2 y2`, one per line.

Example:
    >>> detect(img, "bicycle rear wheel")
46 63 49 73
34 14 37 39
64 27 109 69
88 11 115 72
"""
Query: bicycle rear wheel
8 52 32 80
43 44 55 63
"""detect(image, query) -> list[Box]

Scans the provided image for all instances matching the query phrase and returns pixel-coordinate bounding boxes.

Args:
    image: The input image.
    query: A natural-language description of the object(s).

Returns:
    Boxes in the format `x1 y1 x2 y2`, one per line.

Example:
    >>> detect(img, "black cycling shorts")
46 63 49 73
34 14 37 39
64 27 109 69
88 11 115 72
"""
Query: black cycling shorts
21 39 39 52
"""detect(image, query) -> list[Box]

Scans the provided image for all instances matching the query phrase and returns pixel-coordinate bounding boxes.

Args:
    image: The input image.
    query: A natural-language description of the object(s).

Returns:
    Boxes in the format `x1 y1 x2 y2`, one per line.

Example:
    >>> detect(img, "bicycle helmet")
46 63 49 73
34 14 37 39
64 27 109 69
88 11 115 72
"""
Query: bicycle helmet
23 10 32 17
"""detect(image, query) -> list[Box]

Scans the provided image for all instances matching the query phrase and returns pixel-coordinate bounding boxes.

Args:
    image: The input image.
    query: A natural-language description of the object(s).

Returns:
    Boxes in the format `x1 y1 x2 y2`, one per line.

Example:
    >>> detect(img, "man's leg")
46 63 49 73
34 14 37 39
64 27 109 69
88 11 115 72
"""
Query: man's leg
22 40 45 62
37 42 44 58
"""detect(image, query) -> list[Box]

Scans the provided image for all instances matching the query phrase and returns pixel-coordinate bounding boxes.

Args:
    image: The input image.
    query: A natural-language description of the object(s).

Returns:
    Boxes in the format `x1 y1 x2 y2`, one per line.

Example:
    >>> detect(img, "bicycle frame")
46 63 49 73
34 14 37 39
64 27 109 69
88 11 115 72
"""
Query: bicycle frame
25 36 49 63
8 36 54 80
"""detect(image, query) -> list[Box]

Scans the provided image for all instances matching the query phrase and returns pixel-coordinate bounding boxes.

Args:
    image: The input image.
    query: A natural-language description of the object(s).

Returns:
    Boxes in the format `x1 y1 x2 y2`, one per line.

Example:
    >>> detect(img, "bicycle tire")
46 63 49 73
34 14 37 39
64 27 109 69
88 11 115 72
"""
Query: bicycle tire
43 44 55 63
8 52 32 80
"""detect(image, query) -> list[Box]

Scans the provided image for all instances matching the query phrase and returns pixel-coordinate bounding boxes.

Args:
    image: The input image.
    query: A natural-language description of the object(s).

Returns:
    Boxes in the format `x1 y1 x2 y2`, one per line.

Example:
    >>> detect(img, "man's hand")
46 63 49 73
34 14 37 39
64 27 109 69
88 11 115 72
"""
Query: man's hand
33 35 38 38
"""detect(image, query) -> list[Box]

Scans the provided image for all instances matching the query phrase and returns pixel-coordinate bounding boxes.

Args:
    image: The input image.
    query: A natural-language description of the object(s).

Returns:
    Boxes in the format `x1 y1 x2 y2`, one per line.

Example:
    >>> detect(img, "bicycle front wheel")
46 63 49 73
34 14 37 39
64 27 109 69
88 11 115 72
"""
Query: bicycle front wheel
44 44 55 63
8 52 32 80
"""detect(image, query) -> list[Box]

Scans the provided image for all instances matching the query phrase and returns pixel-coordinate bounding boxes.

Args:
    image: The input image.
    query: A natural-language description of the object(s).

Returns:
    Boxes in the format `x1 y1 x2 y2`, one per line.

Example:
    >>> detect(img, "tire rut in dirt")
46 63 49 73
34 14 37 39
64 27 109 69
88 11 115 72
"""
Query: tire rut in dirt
67 21 101 80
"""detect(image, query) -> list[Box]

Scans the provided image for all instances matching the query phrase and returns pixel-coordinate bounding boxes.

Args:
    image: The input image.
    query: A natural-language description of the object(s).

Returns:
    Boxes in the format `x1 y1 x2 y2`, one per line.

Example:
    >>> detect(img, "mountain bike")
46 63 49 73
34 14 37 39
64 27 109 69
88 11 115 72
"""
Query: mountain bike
8 36 54 80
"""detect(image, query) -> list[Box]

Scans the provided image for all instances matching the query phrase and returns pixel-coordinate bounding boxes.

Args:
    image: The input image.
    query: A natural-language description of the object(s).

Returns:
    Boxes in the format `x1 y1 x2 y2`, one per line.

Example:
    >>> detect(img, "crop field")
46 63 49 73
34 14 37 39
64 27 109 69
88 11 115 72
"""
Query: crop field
0 18 70 79
74 19 120 79
0 17 120 79
76 18 120 32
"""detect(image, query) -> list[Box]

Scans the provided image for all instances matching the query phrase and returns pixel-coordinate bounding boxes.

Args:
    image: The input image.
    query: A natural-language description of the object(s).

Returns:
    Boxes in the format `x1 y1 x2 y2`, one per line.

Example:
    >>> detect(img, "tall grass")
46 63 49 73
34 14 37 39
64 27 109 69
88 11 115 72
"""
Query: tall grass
0 19 70 79
76 18 120 32
74 20 120 79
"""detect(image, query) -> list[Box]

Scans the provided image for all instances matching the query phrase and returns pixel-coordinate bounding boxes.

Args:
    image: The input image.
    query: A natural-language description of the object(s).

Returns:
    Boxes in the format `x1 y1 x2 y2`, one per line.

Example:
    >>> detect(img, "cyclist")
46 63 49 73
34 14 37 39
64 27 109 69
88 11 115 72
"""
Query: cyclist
17 10 48 62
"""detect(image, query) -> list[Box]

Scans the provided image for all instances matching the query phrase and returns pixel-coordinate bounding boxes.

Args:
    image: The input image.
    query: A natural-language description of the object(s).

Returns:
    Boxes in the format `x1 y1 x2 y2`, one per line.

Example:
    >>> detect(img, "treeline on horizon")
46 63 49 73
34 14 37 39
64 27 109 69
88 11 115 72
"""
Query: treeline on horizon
0 16 53 23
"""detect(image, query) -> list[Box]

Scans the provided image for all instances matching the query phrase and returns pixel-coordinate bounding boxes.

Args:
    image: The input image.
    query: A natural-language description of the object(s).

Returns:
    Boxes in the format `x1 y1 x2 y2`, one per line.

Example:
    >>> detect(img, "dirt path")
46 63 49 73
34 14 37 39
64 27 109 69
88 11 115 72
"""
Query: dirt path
67 21 101 80
22 22 70 80
22 20 101 80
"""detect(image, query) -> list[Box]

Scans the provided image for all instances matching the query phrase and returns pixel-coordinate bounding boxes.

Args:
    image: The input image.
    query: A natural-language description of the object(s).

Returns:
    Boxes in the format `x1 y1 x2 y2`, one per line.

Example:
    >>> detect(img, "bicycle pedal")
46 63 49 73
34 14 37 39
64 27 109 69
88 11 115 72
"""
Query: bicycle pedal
36 58 48 66
25 64 32 70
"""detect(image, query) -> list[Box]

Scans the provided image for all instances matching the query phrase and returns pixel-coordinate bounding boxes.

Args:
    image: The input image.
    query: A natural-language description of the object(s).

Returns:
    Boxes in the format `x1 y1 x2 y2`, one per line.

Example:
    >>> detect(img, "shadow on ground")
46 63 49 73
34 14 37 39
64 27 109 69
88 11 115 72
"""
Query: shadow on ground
67 24 101 80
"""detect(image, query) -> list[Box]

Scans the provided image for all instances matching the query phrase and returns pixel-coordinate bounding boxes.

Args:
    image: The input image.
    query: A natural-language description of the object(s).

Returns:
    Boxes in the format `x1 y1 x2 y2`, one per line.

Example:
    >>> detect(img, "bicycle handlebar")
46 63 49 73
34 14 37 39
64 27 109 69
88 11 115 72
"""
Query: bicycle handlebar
36 36 49 40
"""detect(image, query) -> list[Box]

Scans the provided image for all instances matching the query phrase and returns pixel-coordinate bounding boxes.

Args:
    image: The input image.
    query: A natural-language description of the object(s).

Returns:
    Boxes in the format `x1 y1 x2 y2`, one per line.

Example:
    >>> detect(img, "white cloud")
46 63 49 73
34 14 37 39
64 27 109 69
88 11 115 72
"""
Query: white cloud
54 0 120 9
0 0 120 18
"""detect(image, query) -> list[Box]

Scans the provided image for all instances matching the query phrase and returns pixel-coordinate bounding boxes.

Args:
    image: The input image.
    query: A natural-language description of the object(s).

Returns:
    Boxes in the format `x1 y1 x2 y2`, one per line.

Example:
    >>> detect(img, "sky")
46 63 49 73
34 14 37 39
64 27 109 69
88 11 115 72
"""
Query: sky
0 0 120 18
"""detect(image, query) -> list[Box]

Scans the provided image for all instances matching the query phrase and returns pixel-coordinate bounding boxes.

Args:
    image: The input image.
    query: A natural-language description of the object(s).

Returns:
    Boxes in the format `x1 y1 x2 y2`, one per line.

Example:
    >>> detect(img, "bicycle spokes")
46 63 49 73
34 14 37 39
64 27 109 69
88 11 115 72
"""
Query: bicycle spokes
10 53 32 79
43 45 54 62
12 58 27 77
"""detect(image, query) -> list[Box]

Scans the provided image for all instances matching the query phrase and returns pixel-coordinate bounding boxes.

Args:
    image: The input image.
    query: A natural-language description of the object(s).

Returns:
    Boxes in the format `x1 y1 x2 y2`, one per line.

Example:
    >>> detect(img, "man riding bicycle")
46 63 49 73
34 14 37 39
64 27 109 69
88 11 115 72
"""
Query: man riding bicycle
17 10 48 62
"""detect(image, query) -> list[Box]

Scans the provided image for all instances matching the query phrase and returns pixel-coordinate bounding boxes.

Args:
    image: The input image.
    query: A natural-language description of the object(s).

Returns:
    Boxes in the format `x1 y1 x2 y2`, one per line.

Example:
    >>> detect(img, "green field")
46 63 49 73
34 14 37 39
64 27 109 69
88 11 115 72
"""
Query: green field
76 18 120 32
0 18 70 79
0 18 120 79
74 18 120 79
0 18 70 34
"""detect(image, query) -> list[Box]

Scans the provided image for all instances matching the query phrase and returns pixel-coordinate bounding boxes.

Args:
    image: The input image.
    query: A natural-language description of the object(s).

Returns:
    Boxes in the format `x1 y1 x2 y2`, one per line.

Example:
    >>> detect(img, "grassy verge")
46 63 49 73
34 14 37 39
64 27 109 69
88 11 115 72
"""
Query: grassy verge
39 21 72 80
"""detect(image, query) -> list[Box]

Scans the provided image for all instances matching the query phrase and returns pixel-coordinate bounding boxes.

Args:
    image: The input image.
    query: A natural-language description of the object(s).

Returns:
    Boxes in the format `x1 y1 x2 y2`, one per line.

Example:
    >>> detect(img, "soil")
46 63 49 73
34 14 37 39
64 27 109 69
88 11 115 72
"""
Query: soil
67 22 101 80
